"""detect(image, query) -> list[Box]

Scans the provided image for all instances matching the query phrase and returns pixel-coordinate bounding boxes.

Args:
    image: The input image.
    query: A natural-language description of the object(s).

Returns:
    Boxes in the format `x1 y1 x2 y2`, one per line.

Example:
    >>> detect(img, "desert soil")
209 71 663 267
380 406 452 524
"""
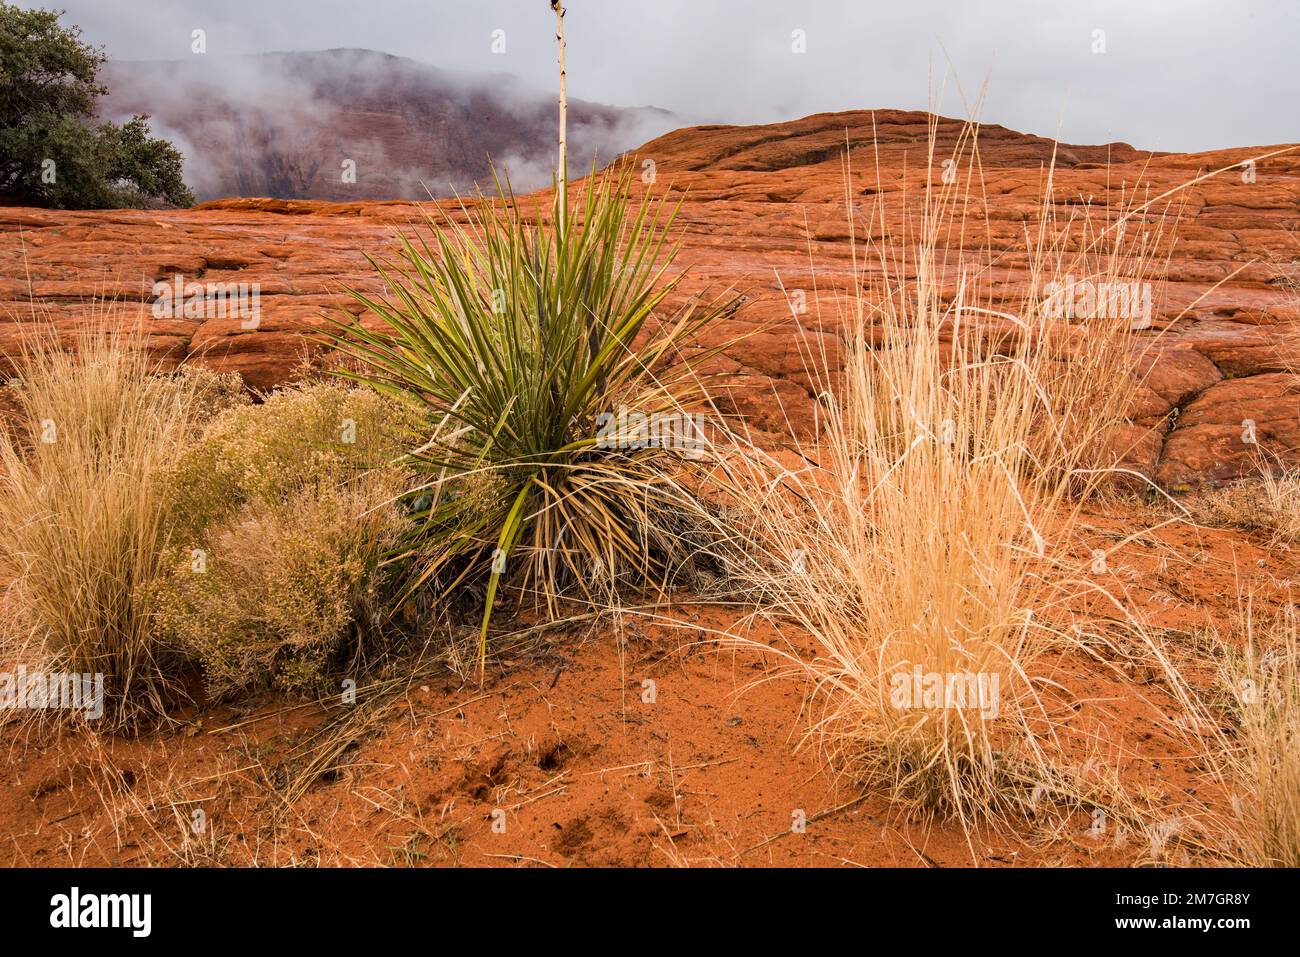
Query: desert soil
1 110 1298 866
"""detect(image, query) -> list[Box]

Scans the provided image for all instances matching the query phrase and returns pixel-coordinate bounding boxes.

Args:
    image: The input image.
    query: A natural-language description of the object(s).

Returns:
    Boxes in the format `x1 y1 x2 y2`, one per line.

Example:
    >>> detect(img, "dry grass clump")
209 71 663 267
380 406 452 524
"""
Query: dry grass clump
0 333 244 727
732 271 1072 827
150 380 421 699
0 336 427 720
716 119 1163 830
1016 170 1174 489
1214 609 1300 866
1184 469 1300 546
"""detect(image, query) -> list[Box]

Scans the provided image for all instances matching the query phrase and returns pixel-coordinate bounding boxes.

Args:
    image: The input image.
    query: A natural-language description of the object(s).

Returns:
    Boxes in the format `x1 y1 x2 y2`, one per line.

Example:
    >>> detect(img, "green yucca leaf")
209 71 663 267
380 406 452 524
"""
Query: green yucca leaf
322 163 742 675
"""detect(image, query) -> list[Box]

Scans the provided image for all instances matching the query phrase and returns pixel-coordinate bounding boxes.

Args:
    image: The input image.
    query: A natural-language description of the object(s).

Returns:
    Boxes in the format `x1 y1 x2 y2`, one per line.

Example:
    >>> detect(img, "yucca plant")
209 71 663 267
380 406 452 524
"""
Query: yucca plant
325 167 735 671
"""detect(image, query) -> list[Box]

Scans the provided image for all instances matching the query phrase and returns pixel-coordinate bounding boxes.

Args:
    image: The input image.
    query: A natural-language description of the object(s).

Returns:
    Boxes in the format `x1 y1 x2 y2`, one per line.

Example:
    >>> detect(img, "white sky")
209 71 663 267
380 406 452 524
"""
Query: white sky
40 0 1300 152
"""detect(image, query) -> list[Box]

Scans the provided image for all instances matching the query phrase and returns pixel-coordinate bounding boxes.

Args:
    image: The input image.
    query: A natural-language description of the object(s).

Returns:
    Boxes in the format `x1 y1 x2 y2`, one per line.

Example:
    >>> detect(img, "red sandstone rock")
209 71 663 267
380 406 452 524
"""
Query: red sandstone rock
2 109 1298 487
1156 373 1300 487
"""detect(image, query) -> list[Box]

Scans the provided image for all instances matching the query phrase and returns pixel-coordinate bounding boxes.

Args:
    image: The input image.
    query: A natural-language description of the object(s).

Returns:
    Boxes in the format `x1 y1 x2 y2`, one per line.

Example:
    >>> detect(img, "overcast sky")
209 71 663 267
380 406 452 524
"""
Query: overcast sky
40 0 1300 153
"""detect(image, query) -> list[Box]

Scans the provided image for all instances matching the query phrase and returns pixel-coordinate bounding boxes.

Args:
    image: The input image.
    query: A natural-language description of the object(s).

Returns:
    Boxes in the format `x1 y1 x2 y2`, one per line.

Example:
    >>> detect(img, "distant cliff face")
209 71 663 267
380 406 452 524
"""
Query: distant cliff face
100 49 675 201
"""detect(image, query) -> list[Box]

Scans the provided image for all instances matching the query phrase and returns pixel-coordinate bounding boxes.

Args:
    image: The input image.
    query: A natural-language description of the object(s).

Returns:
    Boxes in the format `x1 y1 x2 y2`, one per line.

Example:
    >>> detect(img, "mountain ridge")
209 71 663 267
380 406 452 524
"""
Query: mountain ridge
100 48 676 201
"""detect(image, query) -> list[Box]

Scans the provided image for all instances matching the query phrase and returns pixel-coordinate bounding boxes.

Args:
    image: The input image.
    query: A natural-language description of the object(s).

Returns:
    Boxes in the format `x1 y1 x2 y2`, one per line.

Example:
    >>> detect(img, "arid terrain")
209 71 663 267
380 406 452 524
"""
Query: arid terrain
2 110 1298 867
6 110 1298 484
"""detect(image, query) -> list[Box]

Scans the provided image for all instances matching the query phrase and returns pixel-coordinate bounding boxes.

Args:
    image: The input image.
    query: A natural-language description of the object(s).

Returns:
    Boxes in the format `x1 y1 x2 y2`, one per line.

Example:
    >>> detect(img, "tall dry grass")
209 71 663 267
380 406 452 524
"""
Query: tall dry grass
713 117 1169 830
0 332 227 727
779 274 1063 826
1146 602 1300 866
1016 167 1176 489
1210 608 1300 866
1257 466 1300 546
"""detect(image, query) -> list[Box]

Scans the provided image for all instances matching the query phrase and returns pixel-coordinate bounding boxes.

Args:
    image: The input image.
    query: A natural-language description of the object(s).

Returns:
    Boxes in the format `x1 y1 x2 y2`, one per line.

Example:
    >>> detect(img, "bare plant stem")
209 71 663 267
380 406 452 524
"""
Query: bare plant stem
552 1 567 234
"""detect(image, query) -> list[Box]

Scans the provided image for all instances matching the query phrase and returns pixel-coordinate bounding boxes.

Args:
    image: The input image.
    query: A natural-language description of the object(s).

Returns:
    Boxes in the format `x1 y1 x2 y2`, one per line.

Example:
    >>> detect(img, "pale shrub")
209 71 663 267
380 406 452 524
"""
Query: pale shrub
151 380 422 698
162 379 420 539
151 479 405 697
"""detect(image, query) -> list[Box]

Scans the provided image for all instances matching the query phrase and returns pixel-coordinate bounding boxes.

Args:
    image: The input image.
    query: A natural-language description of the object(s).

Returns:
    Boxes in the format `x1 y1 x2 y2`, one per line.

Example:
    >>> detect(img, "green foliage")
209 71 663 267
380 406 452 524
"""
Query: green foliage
0 3 194 208
150 380 422 698
326 167 736 668
151 479 404 699
161 379 420 539
0 4 105 124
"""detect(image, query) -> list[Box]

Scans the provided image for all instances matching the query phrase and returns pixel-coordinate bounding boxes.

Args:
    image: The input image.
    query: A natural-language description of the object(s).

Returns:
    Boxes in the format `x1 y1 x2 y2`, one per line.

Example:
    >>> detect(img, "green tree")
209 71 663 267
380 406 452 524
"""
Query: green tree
0 3 194 208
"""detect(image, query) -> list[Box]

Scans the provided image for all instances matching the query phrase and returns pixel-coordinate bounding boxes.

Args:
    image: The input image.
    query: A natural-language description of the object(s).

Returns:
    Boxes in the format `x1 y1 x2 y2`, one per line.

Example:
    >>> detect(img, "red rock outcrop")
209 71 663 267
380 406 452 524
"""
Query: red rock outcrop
2 110 1298 488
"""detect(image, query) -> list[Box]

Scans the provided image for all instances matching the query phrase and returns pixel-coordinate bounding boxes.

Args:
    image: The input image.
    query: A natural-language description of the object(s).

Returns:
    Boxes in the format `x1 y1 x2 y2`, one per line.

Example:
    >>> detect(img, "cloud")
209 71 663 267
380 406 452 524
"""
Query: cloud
41 0 1300 153
95 48 678 199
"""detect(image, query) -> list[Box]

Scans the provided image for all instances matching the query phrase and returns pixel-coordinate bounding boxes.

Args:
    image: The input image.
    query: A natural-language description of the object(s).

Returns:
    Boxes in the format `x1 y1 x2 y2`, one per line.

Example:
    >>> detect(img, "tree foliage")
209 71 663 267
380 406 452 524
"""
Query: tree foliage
0 3 194 208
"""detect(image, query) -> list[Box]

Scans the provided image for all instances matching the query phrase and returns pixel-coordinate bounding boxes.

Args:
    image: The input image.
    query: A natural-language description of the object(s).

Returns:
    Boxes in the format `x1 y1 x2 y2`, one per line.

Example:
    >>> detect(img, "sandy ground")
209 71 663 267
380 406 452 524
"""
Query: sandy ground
2 493 1290 868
